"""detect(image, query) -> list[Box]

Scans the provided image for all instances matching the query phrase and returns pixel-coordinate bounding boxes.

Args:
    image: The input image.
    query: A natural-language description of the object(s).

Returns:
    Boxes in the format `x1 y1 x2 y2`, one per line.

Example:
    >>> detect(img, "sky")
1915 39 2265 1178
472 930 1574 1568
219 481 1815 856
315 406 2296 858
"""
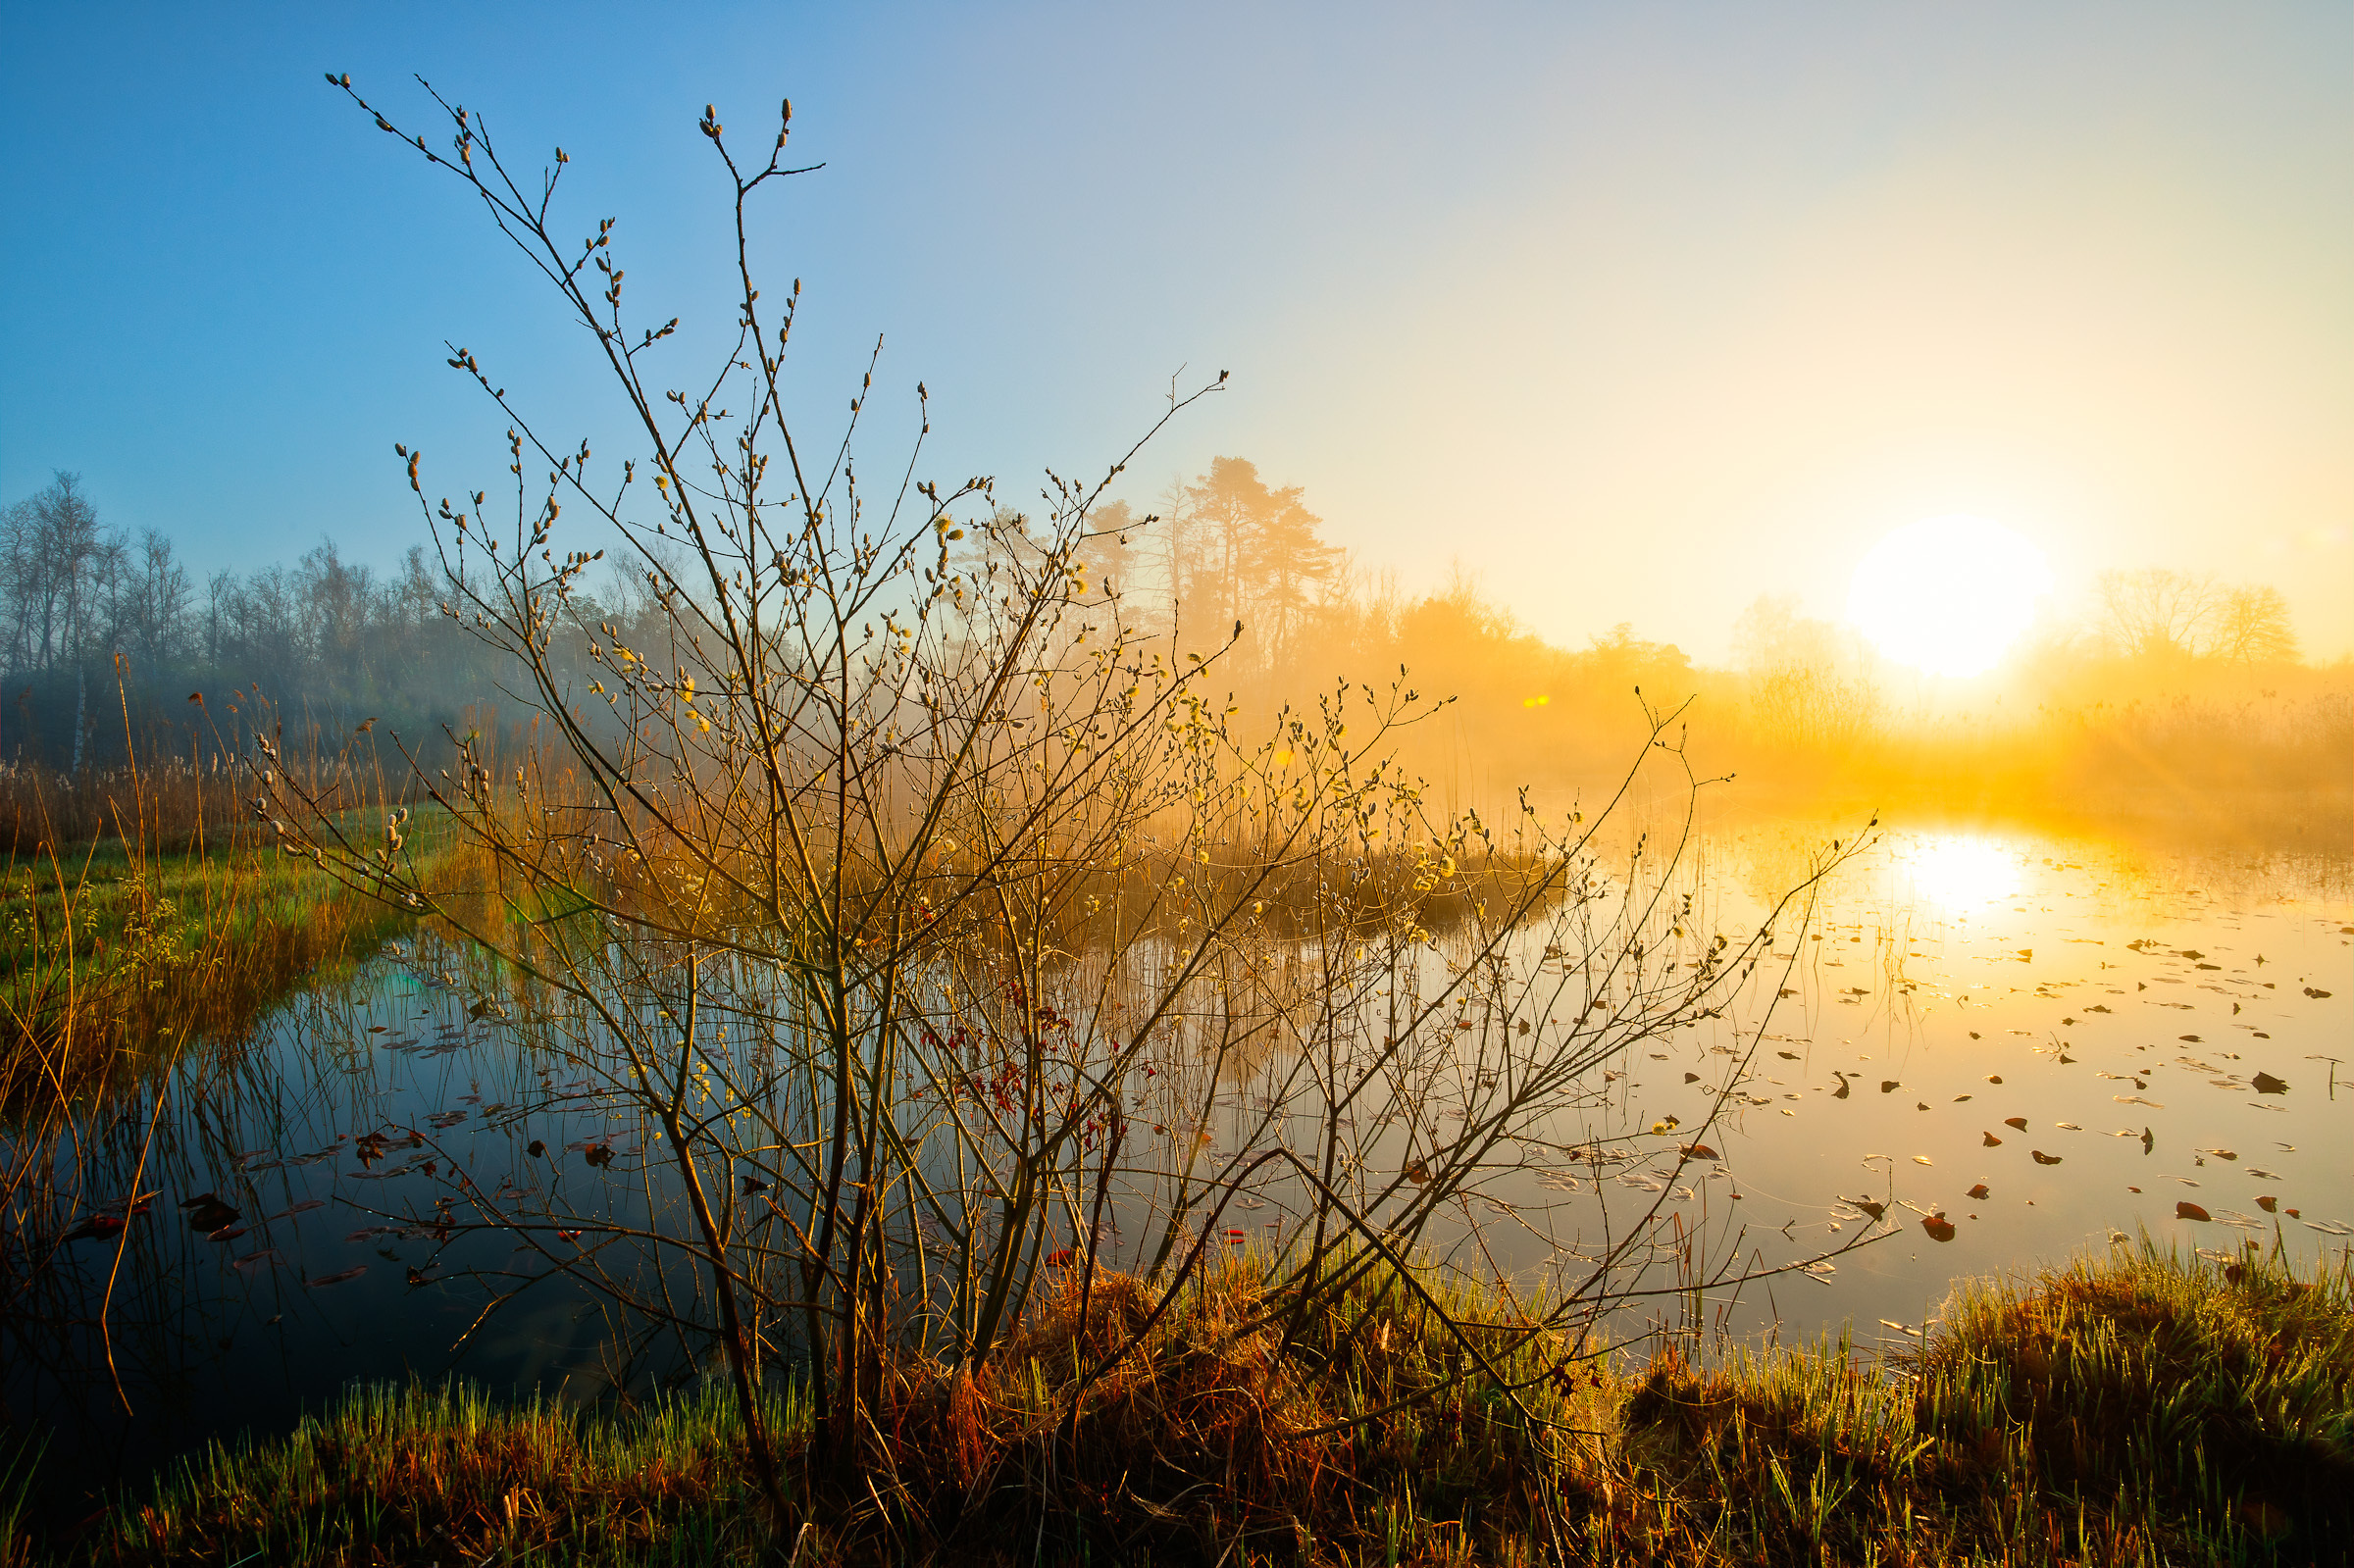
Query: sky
3 2 2348 663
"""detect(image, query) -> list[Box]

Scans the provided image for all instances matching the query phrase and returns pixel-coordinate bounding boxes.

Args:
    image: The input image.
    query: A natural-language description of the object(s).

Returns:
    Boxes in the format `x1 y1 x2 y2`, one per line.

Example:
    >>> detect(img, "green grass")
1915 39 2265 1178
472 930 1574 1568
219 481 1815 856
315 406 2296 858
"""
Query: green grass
1 814 469 1104
22 1240 2352 1565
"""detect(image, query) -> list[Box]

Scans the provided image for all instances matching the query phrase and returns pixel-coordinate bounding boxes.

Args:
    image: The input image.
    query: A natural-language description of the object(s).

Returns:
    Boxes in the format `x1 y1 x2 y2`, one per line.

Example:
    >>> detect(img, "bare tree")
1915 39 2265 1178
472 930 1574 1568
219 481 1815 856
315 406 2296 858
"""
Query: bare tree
2096 568 2222 659
2212 583 2299 665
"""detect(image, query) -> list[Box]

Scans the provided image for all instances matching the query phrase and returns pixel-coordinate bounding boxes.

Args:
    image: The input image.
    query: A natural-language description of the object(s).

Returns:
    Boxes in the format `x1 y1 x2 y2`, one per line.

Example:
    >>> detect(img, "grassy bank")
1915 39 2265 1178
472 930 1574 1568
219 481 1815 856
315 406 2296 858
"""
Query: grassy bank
1 814 469 1106
20 1239 2349 1566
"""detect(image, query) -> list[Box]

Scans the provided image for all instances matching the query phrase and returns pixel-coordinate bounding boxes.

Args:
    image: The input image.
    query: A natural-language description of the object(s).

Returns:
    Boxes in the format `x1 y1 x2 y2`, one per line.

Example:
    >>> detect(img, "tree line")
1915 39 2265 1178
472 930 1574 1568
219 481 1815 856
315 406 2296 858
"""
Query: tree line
4 460 2331 814
1 471 543 771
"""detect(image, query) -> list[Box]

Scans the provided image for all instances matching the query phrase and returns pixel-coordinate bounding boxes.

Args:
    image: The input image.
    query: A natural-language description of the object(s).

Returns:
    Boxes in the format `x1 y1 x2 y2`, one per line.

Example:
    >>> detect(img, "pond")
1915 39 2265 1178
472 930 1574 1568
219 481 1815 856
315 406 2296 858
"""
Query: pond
6 815 2347 1524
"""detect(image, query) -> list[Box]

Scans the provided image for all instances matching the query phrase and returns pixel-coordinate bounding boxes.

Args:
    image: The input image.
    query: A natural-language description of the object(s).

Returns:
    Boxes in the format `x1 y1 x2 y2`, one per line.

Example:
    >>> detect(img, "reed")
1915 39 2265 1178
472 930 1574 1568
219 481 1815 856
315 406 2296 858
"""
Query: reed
37 1239 2349 1565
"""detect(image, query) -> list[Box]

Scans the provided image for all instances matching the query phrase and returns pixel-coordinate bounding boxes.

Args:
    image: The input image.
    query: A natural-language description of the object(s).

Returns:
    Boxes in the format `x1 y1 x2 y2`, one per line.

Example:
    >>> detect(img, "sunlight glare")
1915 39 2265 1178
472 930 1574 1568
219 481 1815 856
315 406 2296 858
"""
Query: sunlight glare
1847 517 2053 678
1903 835 2022 912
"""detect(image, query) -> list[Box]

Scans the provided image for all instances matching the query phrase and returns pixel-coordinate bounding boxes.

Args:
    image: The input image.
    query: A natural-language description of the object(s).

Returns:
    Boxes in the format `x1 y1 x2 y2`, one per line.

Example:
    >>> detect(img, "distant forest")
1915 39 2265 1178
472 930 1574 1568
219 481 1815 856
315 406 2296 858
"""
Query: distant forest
0 471 579 771
4 462 2344 833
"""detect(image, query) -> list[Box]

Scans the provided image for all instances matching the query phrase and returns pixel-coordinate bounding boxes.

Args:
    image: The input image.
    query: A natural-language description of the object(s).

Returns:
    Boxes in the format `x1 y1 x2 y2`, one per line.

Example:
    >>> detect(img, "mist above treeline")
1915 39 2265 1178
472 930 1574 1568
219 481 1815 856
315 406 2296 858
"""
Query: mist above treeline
4 460 2345 846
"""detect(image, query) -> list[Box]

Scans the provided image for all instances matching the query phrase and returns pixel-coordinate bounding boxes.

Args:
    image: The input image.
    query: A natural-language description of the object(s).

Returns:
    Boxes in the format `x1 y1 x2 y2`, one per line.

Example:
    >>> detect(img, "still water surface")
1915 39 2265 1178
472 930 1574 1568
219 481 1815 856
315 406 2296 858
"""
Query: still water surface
8 817 2347 1517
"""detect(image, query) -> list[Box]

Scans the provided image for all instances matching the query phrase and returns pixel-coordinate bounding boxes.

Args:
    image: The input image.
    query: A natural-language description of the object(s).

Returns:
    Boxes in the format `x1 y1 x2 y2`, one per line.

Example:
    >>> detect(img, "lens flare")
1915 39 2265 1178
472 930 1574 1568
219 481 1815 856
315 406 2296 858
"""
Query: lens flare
1847 516 2053 678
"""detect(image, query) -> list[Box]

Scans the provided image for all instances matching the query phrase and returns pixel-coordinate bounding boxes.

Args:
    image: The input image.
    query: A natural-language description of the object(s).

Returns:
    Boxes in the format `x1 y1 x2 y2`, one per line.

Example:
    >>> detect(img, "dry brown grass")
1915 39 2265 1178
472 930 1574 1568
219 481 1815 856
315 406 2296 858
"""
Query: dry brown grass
38 1244 2354 1565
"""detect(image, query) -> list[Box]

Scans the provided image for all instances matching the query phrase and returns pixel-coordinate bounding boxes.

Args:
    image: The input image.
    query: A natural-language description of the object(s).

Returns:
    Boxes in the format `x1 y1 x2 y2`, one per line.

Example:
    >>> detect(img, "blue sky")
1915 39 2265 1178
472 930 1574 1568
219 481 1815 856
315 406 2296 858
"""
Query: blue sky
4 3 2347 658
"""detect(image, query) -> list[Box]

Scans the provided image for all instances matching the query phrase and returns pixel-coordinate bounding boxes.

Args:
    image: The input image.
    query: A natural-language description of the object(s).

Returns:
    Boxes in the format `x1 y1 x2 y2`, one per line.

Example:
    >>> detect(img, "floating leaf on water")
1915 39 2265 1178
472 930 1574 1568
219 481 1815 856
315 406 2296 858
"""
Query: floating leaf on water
231 1248 282 1274
2031 1150 2062 1165
1921 1216 1957 1242
266 1200 325 1222
2198 1148 2237 1161
1983 1132 2003 1146
1967 1183 1990 1199
60 1213 130 1243
1776 1050 1801 1060
2115 1095 2165 1109
1678 1143 1719 1161
2257 1195 2278 1213
1404 1159 1431 1186
2005 1117 2028 1131
1912 1155 1933 1166
1985 1075 2003 1084
184 1200 239 1234
1684 1073 1701 1084
2056 1123 2081 1131
308 1267 367 1287
2304 987 2333 999
1880 1081 1901 1094
2176 1201 2211 1222
2251 1072 2288 1094
1853 1200 1886 1221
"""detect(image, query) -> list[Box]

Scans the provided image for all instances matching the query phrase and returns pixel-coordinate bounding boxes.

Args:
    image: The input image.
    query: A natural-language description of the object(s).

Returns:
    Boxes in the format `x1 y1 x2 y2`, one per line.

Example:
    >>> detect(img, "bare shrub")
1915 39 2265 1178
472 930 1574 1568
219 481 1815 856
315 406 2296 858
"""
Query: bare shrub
260 74 1864 1533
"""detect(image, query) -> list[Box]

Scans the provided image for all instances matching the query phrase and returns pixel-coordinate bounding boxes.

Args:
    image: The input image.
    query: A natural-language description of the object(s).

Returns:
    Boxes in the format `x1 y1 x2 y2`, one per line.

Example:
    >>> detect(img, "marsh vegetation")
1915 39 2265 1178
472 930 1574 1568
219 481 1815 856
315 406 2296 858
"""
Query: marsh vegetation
1 76 2347 1568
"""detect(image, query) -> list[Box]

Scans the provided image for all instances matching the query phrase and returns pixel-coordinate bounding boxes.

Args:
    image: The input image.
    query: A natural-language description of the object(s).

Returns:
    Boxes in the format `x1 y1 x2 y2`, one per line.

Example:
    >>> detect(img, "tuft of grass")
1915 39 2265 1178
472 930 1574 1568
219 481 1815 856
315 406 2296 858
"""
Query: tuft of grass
27 1240 2353 1565
57 1382 798 1567
1917 1238 2354 1551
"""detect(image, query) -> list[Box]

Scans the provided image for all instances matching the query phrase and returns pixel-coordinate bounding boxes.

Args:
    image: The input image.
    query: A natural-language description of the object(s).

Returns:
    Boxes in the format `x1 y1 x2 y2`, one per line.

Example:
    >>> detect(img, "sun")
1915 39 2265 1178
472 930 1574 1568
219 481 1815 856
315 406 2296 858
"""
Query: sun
1846 516 2053 678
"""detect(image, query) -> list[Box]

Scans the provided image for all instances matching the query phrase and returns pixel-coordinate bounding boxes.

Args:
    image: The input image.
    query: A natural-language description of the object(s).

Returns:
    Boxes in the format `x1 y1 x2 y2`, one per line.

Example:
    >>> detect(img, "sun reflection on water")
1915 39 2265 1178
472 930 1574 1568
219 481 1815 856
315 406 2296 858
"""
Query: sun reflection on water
1902 834 2023 911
